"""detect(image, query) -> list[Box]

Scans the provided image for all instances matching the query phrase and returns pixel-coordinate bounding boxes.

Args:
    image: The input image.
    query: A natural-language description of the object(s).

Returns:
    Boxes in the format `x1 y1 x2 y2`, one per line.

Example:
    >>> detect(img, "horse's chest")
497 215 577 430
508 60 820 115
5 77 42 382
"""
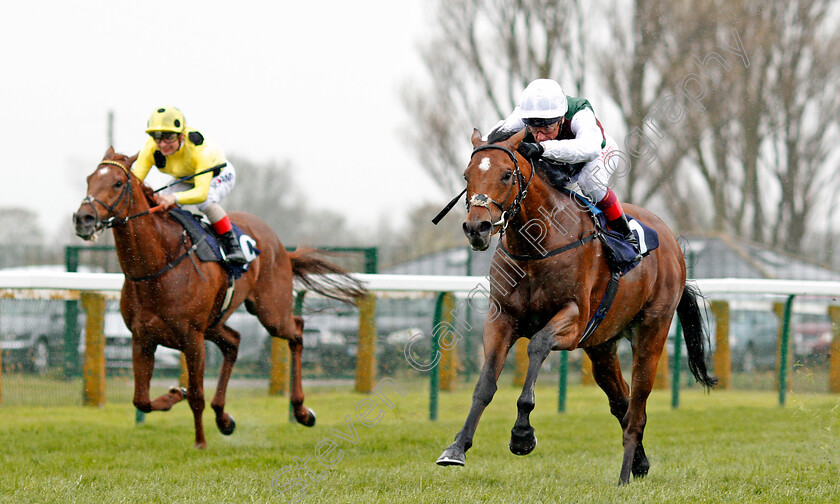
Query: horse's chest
497 266 577 318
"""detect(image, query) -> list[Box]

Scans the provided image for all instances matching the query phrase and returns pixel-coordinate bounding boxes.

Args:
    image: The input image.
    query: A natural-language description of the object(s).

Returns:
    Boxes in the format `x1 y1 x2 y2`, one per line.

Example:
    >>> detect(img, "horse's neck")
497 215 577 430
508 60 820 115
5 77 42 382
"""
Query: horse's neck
111 192 183 278
504 177 590 254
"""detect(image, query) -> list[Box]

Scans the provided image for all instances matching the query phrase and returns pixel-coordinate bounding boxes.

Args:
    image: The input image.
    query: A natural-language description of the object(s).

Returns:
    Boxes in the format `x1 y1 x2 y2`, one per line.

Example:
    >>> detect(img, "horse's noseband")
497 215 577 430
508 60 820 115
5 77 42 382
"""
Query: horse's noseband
77 159 134 232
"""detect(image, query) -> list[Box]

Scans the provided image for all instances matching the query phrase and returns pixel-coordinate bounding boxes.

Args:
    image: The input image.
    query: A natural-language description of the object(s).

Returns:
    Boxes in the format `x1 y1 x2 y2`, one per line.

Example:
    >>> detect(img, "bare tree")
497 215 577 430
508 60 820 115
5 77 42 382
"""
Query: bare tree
408 0 840 257
225 156 354 247
602 0 840 254
762 0 840 253
402 0 587 195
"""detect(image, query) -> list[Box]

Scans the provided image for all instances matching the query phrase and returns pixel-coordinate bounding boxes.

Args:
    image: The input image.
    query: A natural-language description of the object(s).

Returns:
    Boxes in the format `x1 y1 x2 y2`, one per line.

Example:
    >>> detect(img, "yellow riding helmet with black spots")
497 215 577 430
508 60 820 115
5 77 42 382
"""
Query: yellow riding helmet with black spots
145 106 186 134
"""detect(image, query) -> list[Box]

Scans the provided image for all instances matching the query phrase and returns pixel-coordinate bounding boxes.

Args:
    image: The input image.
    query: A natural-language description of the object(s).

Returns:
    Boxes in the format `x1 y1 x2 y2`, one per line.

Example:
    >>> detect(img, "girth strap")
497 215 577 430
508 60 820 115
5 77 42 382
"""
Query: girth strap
578 271 622 345
498 231 599 261
126 234 205 282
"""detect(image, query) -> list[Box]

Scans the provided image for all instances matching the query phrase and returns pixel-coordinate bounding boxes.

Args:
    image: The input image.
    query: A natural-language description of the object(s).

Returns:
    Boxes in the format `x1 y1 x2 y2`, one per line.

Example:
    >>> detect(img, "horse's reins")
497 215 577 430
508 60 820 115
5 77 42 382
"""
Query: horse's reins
78 159 166 232
79 159 206 282
432 142 619 346
432 145 531 227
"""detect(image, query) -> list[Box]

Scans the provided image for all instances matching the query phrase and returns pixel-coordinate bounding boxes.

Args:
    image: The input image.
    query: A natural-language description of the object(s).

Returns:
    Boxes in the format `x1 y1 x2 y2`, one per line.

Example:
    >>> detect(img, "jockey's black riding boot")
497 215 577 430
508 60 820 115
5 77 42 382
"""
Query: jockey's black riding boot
608 212 642 261
220 230 247 265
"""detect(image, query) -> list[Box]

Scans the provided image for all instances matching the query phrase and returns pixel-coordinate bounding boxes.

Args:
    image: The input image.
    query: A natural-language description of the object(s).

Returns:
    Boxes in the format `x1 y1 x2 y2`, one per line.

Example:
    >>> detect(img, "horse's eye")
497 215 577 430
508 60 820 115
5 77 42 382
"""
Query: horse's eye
502 171 513 182
114 180 124 189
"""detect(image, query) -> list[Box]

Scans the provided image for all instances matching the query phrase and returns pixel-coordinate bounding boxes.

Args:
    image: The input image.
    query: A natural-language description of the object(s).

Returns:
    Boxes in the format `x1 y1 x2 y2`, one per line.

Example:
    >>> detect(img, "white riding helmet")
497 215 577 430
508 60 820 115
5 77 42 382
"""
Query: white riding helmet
519 79 568 126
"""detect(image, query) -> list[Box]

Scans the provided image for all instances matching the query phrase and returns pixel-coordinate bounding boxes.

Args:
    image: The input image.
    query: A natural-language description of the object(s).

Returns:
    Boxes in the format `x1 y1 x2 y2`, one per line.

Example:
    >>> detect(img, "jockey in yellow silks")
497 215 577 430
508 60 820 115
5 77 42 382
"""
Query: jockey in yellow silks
132 106 247 264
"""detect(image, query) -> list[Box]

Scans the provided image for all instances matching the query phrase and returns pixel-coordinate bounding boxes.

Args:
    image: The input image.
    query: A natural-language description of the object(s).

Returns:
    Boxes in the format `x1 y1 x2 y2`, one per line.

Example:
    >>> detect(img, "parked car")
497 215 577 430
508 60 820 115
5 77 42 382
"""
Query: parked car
665 306 779 373
727 309 779 372
78 312 181 371
221 310 355 376
0 299 65 374
793 319 833 364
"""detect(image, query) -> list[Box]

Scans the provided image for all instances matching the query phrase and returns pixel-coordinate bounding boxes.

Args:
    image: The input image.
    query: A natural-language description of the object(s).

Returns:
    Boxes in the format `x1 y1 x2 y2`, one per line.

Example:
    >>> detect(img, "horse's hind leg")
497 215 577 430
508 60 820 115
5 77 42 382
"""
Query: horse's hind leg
288 315 316 426
584 342 647 479
205 324 241 436
619 324 670 484
249 294 315 427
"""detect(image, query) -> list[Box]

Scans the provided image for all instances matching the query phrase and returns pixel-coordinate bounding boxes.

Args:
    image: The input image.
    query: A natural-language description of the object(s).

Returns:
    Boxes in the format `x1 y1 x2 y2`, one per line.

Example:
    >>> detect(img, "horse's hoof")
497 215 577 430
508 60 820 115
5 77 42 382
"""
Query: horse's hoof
632 460 650 478
436 447 466 466
169 386 187 401
509 428 537 456
298 408 316 427
217 414 236 436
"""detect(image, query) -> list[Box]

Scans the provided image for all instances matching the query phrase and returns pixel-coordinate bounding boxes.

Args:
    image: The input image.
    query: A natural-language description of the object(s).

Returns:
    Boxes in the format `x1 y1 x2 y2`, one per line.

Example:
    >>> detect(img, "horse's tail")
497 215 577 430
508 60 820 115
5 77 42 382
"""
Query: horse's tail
288 248 368 305
676 282 718 390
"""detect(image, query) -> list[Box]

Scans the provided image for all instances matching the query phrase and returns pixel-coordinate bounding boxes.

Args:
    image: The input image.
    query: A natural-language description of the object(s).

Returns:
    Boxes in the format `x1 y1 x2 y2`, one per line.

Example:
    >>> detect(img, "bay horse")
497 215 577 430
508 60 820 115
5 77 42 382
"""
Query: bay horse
435 129 716 484
73 148 367 449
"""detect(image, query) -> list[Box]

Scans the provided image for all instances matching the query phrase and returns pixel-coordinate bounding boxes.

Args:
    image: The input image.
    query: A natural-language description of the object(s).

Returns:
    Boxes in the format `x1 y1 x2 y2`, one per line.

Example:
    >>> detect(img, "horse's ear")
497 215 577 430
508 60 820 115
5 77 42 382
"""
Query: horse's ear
126 153 139 168
471 128 485 148
104 146 115 160
508 128 528 148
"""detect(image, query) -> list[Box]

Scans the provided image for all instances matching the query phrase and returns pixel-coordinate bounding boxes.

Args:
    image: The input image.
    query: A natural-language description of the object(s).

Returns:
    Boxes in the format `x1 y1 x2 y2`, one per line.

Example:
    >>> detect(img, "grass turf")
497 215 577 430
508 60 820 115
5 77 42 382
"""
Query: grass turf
1 382 838 503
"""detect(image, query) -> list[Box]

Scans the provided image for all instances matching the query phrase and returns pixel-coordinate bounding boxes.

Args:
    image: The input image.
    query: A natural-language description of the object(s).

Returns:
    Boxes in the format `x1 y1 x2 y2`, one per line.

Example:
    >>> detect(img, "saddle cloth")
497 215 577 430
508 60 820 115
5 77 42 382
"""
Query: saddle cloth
562 190 659 275
596 212 659 275
169 208 259 279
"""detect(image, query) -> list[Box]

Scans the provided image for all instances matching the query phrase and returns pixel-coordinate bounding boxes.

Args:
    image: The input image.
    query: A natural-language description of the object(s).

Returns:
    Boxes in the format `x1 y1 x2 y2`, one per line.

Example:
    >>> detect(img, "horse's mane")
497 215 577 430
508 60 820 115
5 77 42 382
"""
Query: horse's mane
486 127 518 144
139 182 158 207
110 151 158 207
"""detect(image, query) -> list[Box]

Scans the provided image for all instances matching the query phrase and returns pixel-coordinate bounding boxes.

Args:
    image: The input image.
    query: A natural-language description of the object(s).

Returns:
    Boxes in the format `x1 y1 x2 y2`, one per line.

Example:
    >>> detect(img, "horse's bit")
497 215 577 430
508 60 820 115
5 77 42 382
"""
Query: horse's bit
77 159 134 234
77 160 161 233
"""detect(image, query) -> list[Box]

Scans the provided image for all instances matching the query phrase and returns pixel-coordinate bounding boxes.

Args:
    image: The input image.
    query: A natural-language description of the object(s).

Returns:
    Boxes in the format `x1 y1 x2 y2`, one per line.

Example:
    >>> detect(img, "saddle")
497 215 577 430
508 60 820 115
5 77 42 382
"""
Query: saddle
169 208 259 280
568 192 660 344
596 212 659 275
535 161 659 275
557 190 659 275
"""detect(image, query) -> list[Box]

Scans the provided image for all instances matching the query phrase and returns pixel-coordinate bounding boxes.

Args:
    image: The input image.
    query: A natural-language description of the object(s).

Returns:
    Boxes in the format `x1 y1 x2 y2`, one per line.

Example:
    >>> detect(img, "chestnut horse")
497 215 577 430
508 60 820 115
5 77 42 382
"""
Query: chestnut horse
435 129 716 484
73 148 367 449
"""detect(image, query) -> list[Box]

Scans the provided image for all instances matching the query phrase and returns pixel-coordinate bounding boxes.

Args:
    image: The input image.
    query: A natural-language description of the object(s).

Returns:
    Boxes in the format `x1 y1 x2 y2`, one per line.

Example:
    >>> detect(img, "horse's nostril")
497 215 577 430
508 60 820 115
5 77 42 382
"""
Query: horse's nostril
73 213 94 227
463 220 492 237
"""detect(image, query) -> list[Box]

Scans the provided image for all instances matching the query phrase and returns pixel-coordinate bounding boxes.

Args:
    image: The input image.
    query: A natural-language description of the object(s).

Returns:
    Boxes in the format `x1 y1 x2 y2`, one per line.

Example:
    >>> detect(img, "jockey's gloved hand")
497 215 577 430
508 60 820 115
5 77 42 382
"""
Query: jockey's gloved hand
517 142 544 159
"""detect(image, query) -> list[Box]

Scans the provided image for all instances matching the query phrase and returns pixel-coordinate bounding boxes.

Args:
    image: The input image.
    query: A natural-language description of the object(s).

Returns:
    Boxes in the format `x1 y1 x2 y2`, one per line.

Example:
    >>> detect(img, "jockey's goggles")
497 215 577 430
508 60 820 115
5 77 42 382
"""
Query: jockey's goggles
522 116 562 128
526 123 560 137
150 131 180 144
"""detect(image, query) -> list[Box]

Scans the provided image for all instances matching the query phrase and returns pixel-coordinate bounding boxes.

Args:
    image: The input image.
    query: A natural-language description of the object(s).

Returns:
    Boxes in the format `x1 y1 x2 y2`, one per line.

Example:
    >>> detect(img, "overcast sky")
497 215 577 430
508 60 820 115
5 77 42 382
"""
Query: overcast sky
0 0 444 239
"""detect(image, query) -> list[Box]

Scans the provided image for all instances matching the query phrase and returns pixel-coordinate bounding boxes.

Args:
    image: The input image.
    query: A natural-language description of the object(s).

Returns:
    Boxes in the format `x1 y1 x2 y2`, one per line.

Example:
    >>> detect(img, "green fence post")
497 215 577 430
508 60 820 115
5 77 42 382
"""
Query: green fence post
63 246 81 381
671 322 683 409
363 248 378 274
429 292 449 421
557 351 569 413
464 248 473 383
778 295 795 407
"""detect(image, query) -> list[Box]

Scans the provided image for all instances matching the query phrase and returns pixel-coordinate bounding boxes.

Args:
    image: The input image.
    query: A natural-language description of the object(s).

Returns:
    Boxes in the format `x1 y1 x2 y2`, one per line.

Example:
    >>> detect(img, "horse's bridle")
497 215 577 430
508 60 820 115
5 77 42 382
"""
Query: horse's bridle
467 144 534 233
77 159 161 234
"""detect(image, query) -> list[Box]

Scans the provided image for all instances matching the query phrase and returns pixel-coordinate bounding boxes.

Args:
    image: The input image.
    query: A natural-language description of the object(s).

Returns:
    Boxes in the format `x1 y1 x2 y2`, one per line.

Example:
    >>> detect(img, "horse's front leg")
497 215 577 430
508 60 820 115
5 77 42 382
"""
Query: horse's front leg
205 324 241 436
132 340 183 412
510 303 580 456
436 313 516 466
182 333 208 449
